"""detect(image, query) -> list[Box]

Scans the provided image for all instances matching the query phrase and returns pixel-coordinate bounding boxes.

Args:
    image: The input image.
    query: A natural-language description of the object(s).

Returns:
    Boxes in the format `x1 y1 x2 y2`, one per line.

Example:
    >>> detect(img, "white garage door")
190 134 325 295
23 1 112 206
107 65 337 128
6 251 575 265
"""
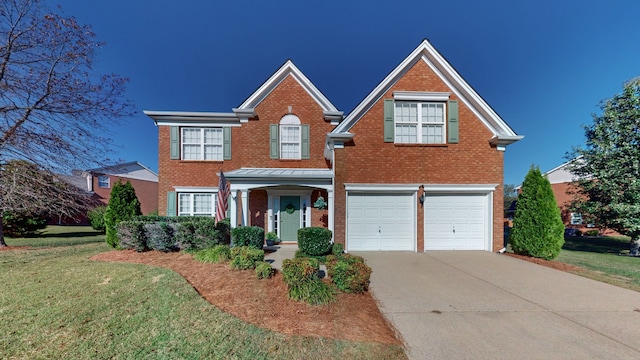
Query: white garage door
424 194 488 250
347 193 415 251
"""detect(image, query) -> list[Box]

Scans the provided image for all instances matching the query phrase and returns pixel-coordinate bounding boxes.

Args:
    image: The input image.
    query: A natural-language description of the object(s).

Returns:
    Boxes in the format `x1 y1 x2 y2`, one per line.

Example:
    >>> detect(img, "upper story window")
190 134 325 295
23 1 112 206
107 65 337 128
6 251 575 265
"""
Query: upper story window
280 114 301 159
270 114 309 160
98 176 110 188
570 212 583 225
395 102 445 144
182 128 223 160
384 92 458 145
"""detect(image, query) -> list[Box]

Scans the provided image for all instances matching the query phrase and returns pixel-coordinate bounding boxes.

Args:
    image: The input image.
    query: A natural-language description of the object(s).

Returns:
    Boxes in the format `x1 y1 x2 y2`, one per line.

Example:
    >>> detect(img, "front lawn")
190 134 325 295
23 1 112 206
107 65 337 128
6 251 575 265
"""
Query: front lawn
555 235 640 292
0 226 405 359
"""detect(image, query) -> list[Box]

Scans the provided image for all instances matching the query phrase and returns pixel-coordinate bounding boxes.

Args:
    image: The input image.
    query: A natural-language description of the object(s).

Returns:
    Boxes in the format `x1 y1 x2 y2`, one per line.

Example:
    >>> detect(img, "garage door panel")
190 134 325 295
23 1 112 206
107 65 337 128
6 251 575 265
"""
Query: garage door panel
347 193 415 251
424 194 488 251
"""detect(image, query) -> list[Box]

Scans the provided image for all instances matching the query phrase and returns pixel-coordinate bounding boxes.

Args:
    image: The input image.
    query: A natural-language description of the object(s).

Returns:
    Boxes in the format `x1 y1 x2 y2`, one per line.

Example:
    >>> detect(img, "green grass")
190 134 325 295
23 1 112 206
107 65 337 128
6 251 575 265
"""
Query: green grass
1 226 406 359
555 235 640 292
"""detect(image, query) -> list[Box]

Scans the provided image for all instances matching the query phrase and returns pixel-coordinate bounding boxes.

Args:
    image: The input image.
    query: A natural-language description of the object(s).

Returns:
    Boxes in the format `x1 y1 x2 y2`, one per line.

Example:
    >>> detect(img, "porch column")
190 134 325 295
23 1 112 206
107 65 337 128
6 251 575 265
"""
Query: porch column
230 189 238 227
239 189 249 226
328 188 334 241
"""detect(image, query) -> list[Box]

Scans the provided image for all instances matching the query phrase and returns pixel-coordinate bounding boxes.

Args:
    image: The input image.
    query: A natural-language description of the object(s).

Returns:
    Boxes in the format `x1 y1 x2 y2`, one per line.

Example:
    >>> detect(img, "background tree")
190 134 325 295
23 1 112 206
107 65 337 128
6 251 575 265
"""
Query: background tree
568 77 640 254
510 166 564 260
504 183 518 218
0 0 134 245
104 181 141 248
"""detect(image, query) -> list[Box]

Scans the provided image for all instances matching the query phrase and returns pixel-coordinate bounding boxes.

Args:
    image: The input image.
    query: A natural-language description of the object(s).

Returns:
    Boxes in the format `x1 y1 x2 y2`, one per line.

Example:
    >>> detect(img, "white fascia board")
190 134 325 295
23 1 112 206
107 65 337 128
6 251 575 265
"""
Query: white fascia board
393 91 450 101
324 132 354 161
422 184 498 193
237 60 340 113
144 110 242 127
344 183 421 192
173 186 218 192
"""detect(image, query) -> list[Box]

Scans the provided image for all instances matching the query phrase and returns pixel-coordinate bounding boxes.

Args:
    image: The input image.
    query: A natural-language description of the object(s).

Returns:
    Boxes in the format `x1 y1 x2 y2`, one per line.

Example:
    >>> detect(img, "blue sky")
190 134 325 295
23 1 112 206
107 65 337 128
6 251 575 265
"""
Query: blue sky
53 0 640 185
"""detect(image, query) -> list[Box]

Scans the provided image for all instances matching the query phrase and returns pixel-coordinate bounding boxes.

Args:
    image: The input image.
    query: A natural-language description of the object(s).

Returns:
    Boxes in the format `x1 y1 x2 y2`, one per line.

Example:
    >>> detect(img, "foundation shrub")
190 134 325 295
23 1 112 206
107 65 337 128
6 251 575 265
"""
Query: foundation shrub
330 260 372 294
117 221 147 252
230 246 265 270
287 278 336 305
255 261 274 279
297 227 332 256
281 257 335 305
231 226 265 249
331 243 344 256
144 222 178 252
193 245 231 263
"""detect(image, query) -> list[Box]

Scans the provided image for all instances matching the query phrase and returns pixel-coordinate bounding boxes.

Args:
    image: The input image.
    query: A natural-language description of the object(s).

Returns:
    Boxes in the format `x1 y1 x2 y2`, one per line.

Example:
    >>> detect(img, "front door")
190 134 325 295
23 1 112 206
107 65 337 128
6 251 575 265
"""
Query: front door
279 196 300 242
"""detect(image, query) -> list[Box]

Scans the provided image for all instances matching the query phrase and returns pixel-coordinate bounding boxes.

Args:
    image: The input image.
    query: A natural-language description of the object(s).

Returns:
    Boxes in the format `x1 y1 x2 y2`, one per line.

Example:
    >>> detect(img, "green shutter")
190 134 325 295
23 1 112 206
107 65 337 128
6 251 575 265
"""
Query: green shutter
384 99 394 142
170 126 180 159
447 100 459 144
223 127 231 160
166 191 176 216
301 124 310 159
270 124 279 159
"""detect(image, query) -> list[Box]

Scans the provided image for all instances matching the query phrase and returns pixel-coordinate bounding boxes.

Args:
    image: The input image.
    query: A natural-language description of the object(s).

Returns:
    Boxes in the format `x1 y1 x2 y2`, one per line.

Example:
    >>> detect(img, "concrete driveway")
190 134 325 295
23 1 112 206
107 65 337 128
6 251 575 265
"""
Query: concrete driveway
355 251 640 360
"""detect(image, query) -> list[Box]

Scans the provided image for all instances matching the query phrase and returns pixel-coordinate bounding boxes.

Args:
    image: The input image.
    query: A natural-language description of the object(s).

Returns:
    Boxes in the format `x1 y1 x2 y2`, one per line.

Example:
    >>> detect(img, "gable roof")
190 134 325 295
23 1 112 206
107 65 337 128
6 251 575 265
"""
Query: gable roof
332 39 522 148
544 156 584 184
235 60 342 118
87 161 158 182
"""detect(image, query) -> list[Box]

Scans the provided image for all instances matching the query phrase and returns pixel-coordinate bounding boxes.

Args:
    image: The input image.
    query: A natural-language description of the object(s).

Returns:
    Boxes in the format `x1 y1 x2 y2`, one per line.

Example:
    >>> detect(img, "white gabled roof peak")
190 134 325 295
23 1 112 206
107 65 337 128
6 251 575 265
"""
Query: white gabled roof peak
237 59 339 113
332 39 521 144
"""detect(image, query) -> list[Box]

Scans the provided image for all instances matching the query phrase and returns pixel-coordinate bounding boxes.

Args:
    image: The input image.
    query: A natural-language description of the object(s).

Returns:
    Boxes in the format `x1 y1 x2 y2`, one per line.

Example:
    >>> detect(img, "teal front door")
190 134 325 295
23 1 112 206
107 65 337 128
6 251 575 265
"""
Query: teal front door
279 196 300 242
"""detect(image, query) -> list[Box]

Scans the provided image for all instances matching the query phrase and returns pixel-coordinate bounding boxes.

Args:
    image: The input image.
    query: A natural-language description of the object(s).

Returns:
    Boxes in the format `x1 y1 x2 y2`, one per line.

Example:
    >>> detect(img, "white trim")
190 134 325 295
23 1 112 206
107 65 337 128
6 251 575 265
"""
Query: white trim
422 184 498 193
393 91 450 101
344 183 420 192
173 186 218 193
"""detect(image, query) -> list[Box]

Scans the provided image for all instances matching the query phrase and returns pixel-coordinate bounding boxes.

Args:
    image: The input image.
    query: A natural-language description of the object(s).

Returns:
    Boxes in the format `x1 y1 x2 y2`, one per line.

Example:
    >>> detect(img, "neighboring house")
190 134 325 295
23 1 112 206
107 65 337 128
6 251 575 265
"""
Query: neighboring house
84 162 159 215
144 39 522 252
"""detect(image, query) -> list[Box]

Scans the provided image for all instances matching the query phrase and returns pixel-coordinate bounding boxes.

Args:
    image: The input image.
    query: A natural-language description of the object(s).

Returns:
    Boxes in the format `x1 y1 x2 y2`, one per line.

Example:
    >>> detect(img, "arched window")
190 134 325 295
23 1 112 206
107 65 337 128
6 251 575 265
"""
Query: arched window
279 114 301 159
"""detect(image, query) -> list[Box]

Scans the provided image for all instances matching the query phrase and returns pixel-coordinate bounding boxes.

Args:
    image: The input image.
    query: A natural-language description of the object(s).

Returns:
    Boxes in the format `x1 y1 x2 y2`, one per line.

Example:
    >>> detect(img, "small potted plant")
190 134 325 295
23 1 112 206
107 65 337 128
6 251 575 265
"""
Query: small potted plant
265 232 279 246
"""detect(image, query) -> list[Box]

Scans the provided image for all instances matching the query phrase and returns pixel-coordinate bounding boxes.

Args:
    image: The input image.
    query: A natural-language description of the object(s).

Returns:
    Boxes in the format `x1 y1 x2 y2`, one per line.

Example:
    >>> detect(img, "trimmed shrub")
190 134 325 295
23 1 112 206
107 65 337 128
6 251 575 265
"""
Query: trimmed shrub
87 206 107 233
281 257 335 305
2 211 47 238
325 253 365 279
214 219 231 245
104 181 142 248
331 243 344 256
330 260 372 294
174 222 197 250
585 229 599 236
294 249 327 263
145 222 177 252
193 245 231 263
117 221 147 252
230 246 265 270
231 226 264 249
298 227 332 256
510 166 564 260
255 261 274 279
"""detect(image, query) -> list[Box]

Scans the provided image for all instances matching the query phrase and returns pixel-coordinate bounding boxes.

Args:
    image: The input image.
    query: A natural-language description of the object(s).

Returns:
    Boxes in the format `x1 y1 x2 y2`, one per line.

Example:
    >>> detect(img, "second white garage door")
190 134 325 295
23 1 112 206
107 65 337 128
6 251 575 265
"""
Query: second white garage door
424 194 489 250
347 193 415 251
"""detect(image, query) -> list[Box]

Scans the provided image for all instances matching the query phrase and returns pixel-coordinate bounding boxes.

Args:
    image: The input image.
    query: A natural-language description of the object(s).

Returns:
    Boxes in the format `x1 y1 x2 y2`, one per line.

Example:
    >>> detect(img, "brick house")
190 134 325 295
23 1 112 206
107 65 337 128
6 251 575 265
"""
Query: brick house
145 40 522 252
84 162 159 215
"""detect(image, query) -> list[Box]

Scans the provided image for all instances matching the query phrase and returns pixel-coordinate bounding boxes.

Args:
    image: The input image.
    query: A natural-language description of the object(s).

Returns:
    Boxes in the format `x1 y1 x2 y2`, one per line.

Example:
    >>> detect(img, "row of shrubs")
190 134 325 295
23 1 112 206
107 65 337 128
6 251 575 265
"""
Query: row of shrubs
192 245 274 279
117 217 231 252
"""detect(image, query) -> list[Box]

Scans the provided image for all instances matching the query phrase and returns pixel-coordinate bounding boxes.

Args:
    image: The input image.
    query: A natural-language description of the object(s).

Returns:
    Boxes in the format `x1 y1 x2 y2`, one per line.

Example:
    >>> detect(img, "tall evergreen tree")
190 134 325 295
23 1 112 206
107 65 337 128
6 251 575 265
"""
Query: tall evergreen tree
510 166 564 260
568 77 640 254
104 181 141 248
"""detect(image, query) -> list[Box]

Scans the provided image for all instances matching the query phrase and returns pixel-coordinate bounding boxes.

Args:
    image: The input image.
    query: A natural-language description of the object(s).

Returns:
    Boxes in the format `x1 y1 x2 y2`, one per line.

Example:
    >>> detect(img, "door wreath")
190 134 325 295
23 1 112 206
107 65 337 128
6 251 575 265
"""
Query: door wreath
284 203 296 214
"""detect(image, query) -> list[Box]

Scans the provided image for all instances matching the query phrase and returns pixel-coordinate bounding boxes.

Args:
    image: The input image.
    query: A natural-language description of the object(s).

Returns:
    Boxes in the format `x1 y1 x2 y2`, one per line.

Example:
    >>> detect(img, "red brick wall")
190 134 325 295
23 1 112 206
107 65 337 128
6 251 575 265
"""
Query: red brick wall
157 75 333 216
92 175 158 215
333 60 505 251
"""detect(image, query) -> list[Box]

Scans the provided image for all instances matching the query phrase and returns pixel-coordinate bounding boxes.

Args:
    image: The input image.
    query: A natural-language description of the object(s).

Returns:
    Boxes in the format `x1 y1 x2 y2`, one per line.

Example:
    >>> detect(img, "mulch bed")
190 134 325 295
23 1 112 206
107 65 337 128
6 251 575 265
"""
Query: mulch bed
505 253 584 272
90 250 402 345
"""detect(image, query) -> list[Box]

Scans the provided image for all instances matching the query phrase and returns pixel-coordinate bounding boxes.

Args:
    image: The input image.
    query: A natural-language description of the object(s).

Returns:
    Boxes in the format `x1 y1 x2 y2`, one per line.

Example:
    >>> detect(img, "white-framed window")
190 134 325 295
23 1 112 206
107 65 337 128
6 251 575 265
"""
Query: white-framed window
178 193 217 217
395 102 445 144
182 128 223 160
98 176 110 188
280 114 301 159
570 212 583 225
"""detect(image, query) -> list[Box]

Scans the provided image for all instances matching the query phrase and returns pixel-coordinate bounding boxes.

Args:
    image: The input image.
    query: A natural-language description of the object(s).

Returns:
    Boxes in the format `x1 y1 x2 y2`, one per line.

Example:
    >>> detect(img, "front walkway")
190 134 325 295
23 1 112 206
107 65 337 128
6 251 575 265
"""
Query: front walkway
356 251 640 360
263 244 298 269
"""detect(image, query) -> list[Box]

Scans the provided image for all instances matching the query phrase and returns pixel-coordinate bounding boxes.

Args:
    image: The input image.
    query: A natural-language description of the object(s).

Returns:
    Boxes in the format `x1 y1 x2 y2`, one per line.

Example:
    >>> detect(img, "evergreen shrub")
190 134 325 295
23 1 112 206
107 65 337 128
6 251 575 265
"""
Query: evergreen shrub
255 261 274 279
104 181 142 248
87 206 107 233
117 221 147 252
145 222 177 252
193 245 231 263
297 227 332 256
231 226 264 249
230 246 264 270
2 211 47 237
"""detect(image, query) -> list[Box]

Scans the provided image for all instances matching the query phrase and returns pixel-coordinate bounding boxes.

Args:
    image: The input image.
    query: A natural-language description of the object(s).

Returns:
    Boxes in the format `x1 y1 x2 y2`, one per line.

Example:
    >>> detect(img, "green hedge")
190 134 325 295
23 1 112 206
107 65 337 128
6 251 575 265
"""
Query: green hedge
231 226 264 249
144 223 178 252
117 221 147 252
87 206 107 233
297 227 332 256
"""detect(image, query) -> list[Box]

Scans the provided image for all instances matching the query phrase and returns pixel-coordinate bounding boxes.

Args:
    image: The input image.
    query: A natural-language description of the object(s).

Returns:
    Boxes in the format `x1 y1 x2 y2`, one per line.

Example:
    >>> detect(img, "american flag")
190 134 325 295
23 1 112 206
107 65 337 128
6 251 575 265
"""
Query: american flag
216 171 231 222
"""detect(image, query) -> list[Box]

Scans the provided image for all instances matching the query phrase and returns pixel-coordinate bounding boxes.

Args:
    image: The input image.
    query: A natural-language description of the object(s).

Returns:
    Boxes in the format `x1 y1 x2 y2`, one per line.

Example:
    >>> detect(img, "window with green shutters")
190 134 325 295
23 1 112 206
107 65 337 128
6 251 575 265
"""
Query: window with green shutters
384 99 459 144
169 126 231 160
270 115 310 159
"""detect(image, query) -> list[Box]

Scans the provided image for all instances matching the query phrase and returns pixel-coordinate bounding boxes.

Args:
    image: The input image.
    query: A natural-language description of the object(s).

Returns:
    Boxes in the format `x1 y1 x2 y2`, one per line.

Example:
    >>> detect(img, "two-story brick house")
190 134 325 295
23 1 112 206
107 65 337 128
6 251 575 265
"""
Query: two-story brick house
145 40 522 252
